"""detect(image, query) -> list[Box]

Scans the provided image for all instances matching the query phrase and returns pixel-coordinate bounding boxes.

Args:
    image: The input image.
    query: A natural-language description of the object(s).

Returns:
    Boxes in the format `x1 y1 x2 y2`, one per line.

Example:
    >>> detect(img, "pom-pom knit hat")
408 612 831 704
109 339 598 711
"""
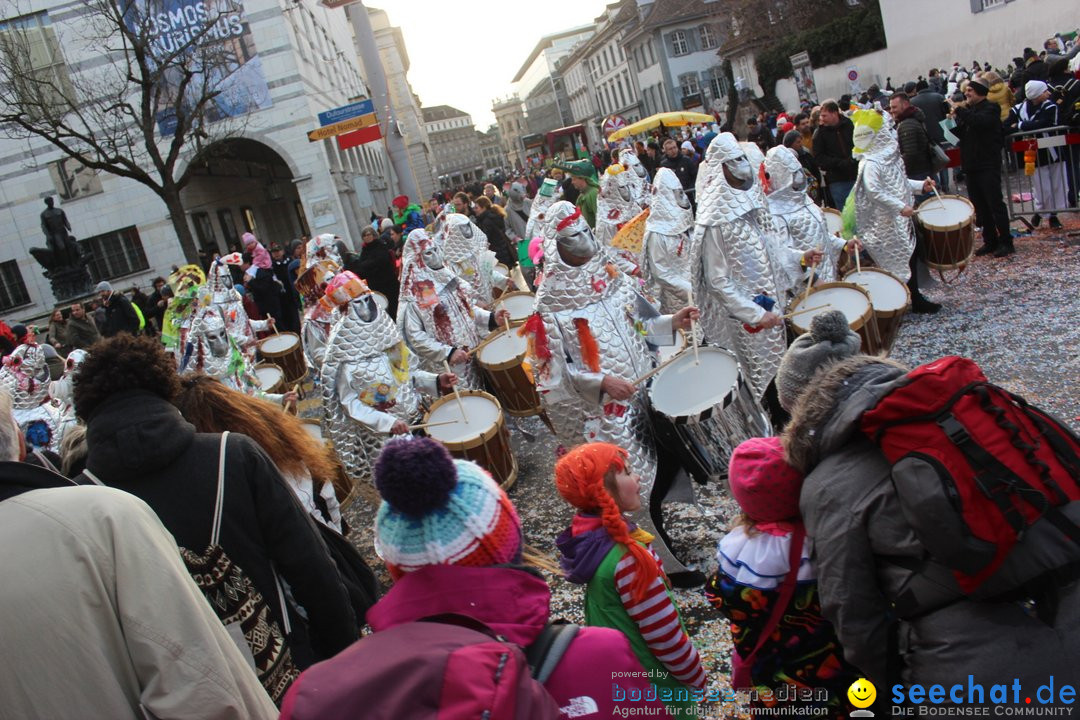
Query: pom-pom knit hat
373 438 522 579
728 437 804 523
776 310 862 411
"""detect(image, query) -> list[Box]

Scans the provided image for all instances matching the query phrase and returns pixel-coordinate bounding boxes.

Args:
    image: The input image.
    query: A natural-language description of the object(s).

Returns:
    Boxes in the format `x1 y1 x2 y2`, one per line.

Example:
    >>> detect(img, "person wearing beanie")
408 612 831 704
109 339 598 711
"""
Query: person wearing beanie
554 443 706 716
1015 79 1066 230
952 78 1013 257
390 194 424 234
95 278 141 337
776 310 861 412
280 438 672 719
705 437 859 718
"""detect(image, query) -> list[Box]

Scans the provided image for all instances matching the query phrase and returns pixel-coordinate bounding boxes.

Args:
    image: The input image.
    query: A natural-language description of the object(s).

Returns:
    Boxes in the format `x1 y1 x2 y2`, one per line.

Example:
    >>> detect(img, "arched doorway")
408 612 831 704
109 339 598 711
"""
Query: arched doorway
181 138 307 258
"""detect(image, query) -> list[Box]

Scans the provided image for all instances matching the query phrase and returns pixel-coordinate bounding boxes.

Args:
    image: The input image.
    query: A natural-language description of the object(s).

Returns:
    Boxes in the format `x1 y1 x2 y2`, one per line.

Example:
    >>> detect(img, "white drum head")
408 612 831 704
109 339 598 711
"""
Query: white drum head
428 395 500 443
845 270 909 312
478 330 526 364
260 333 300 353
649 347 740 418
301 421 323 440
496 293 536 321
823 208 843 236
255 365 283 389
792 286 869 328
917 197 973 230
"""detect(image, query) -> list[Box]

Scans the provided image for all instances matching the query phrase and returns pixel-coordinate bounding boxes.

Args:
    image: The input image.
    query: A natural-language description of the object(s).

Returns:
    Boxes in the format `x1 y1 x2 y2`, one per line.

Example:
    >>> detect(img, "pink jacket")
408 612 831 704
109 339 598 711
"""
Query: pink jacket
366 565 673 718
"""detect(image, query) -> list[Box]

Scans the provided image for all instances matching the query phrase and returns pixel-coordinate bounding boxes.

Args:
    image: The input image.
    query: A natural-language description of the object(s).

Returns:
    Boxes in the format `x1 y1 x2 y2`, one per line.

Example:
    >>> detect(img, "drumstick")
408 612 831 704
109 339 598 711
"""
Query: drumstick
685 285 700 366
631 351 684 387
931 186 947 211
801 256 817 306
282 384 300 414
269 316 279 335
406 420 458 431
854 237 862 274
466 334 499 357
782 303 832 320
443 359 469 423
504 316 511 335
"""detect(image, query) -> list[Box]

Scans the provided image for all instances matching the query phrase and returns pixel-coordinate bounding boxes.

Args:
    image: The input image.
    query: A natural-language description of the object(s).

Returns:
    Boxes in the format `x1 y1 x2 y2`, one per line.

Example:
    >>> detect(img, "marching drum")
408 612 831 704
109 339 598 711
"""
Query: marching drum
254 363 285 395
823 207 844 237
300 419 324 442
493 291 536 327
789 282 881 355
649 345 772 481
916 195 976 273
843 268 911 355
476 328 542 417
424 390 518 489
257 332 308 385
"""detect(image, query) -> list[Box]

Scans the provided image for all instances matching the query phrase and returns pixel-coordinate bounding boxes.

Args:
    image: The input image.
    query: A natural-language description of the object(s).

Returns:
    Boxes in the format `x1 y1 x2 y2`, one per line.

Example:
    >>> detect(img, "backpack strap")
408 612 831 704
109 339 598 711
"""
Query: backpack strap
525 621 579 684
210 431 229 547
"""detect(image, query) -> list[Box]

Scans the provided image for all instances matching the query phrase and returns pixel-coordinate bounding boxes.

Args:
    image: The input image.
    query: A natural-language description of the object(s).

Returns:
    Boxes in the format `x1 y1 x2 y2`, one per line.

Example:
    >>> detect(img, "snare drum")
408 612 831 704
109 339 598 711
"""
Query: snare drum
476 329 542 417
823 207 844 237
257 332 308 385
916 195 975 273
493 291 536 327
424 390 518 489
648 345 772 481
254 363 285 394
789 282 881 355
300 419 324 441
843 268 910 355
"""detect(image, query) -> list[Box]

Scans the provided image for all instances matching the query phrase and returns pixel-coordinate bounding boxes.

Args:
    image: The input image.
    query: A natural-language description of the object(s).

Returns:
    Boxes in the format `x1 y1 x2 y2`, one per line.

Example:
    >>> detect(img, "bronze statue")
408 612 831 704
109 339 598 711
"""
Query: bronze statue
30 197 93 300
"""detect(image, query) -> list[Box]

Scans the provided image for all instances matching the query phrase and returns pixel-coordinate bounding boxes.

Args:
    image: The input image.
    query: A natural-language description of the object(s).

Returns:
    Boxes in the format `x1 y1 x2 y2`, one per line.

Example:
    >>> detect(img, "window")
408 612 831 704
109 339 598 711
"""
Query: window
0 260 30 312
49 158 103 200
679 73 700 98
647 39 655 66
617 77 627 108
671 30 688 56
978 0 1005 7
709 69 730 99
79 227 149 282
700 24 718 50
191 212 218 254
241 207 257 234
217 209 239 247
0 12 75 120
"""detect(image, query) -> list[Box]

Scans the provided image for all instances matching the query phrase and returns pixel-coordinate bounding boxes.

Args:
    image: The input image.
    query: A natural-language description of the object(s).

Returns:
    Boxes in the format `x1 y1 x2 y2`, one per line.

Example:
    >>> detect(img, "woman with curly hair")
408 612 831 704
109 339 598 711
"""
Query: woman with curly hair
73 334 358 695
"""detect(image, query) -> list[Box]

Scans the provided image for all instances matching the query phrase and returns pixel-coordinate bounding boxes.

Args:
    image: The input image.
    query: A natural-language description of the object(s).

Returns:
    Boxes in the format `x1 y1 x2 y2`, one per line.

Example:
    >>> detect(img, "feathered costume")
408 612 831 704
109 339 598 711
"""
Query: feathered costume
642 167 693 313
397 228 493 390
691 132 805 401
0 344 61 453
441 213 508 308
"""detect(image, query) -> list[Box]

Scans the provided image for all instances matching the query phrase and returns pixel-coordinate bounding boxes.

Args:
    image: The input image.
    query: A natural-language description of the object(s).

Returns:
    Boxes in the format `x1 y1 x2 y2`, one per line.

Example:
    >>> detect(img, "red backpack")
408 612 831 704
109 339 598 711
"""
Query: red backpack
860 356 1080 593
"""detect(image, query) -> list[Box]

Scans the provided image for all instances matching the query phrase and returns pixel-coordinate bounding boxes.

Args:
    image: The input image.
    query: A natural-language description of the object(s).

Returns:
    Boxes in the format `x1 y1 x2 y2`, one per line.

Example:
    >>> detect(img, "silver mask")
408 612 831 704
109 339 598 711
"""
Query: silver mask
421 243 445 270
723 154 755 191
206 324 230 358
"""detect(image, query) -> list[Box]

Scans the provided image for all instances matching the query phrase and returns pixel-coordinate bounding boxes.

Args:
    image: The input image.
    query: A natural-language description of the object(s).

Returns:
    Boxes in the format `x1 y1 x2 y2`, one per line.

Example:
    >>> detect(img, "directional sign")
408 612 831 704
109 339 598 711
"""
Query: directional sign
318 99 375 127
307 113 378 142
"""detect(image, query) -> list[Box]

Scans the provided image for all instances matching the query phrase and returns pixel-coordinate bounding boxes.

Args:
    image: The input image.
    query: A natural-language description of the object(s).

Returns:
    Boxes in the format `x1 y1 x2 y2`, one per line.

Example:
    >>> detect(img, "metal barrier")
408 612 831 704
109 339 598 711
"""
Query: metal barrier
1001 125 1080 226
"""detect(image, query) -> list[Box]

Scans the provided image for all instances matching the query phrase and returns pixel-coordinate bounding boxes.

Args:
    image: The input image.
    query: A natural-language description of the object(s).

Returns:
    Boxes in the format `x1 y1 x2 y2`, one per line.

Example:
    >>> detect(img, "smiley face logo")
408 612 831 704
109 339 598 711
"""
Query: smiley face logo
848 678 876 709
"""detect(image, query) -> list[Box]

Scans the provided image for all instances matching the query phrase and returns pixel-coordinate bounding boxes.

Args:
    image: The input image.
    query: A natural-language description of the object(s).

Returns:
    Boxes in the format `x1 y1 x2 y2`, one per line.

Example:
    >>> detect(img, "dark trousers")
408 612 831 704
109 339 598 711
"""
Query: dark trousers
966 167 1012 249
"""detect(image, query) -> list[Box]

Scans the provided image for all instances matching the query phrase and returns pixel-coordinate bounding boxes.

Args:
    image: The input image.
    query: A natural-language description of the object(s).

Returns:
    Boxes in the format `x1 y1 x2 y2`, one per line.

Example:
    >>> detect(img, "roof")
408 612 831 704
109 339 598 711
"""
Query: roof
421 105 470 122
511 24 595 83
622 0 719 44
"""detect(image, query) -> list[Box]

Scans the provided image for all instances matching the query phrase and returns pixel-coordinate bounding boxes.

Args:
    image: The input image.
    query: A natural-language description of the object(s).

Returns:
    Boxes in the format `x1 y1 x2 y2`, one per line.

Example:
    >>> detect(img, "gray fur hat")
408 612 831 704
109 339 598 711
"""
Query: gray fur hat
776 310 862 411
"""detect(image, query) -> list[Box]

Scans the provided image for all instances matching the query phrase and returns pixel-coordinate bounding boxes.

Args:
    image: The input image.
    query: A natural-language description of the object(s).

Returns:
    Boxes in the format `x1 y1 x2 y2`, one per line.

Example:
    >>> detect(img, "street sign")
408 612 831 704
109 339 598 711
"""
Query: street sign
307 113 378 142
337 123 382 150
847 69 859 82
318 99 375 127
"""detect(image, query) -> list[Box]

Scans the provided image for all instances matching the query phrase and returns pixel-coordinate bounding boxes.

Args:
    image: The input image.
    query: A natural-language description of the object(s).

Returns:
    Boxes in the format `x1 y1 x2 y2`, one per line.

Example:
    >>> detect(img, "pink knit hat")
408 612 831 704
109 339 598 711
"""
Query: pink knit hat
728 437 804 523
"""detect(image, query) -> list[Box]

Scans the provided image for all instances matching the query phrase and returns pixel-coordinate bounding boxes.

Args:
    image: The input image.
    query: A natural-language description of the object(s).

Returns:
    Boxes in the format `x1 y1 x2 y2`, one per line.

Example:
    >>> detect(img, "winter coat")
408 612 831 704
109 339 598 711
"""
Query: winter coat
782 356 1080 691
344 564 673 718
1023 58 1048 86
952 97 1006 172
474 209 519 268
79 390 359 667
812 116 858 183
346 239 400 318
0 465 277 720
986 81 1015 122
101 291 141 337
894 106 932 177
1016 98 1064 164
658 153 698 193
504 196 533 241
910 89 950 144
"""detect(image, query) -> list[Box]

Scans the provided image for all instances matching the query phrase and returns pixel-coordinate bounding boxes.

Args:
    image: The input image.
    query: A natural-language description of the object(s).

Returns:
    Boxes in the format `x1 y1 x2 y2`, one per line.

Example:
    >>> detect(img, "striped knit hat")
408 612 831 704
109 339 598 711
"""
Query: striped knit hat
374 438 522 579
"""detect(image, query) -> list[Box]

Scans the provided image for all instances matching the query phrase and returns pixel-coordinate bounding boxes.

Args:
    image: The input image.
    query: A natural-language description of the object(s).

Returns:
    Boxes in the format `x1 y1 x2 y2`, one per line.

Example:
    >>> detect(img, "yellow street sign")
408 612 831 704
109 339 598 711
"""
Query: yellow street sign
307 113 377 142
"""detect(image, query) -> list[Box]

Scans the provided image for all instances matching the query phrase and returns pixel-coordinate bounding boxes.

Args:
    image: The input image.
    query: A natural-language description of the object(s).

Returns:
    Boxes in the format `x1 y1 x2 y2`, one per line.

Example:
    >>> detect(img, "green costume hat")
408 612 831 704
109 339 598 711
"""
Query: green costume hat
556 159 599 186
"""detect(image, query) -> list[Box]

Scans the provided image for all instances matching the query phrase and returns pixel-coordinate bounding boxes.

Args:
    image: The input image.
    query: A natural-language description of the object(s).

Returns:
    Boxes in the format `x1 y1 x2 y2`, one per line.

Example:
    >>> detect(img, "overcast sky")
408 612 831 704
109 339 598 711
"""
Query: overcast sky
376 0 612 129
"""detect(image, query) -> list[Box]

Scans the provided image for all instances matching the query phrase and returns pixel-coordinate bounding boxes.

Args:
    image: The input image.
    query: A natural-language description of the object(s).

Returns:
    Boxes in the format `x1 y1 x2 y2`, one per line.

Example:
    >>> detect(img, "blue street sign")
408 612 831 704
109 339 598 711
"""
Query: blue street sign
318 99 375 127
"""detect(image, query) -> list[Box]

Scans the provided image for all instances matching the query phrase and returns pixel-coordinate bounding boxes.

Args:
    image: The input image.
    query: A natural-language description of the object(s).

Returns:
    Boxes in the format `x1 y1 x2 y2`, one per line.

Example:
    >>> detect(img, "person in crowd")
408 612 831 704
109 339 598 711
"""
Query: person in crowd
280 438 671 719
241 232 284 323
270 244 302 333
145 276 169 335
44 307 70 356
812 100 858 209
387 224 405 257
889 92 933 181
473 196 519 269
659 137 698 207
65 302 101 351
643 140 661 177
1015 80 1067 230
706 434 860 718
482 182 505 207
928 67 947 95
1021 46 1047 86
88 298 106 330
391 195 425 234
504 180 533 246
0 389 279 719
777 315 1080 694
795 112 815 153
346 227 401 318
452 191 473 217
783 130 824 205
94 281 140 337
554 442 707 716
73 335 359 687
954 77 1014 257
679 139 700 163
980 70 1015 123
641 167 692 313
558 159 600 229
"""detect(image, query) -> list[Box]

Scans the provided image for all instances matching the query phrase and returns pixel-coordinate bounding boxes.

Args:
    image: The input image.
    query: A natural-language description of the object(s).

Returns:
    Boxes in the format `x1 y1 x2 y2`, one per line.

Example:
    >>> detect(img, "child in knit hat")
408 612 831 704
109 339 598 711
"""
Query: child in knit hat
554 443 706 715
705 436 858 718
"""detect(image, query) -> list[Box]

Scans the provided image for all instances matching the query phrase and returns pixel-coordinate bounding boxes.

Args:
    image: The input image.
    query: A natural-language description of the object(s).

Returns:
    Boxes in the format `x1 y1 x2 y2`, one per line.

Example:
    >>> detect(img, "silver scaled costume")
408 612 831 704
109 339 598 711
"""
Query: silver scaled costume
398 228 493 390
595 165 644 249
525 200 692 575
691 132 804 401
852 111 917 283
320 276 438 484
48 348 89 450
524 178 562 243
642 167 693 313
205 257 270 355
441 213 508 308
305 233 345 269
764 146 847 284
181 302 260 396
0 344 61 453
618 147 650 206
296 260 341 388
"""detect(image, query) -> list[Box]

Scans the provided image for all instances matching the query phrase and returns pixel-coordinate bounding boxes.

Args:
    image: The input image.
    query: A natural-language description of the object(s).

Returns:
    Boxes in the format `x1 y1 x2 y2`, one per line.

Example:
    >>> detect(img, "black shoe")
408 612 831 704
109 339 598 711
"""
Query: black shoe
912 296 942 314
974 243 997 256
1049 215 1063 229
1031 214 1042 227
667 570 707 589
994 244 1016 257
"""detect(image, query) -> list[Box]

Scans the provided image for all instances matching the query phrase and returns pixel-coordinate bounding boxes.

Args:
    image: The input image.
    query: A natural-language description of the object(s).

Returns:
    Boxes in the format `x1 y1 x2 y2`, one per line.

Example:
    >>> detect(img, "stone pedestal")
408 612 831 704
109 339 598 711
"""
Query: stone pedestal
44 265 94 301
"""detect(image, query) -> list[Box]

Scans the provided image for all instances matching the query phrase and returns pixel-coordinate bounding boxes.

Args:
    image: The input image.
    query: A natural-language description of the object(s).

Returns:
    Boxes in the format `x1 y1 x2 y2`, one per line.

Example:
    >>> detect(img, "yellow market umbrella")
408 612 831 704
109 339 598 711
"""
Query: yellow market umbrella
607 111 715 142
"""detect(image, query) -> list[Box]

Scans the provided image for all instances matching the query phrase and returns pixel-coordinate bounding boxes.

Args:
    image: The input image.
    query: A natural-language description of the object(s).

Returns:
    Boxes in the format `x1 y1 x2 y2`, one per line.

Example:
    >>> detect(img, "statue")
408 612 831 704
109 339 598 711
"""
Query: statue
29 197 93 300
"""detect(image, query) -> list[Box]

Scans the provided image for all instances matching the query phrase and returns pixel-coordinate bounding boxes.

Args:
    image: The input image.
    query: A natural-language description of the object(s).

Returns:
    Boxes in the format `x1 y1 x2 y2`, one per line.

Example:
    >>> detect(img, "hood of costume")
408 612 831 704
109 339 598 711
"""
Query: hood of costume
525 178 563 242
181 302 255 394
595 165 644 247
441 213 498 306
306 233 345 270
618 147 650 205
2 344 61 452
764 146 840 282
645 167 692 236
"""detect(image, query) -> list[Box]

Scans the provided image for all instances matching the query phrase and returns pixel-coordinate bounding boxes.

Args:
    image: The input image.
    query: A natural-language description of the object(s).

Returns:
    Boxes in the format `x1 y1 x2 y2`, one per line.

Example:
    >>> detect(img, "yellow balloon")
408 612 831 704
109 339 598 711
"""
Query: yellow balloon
848 678 877 709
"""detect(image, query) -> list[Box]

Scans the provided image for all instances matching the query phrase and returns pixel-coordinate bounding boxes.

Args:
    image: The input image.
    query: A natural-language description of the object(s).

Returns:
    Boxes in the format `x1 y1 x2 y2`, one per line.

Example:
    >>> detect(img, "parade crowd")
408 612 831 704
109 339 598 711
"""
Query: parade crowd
1 29 1079 720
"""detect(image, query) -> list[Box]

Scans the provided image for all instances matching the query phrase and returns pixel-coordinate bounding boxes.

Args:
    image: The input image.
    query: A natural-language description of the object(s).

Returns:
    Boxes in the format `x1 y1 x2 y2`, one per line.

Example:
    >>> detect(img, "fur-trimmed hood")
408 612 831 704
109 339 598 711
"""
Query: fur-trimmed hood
782 355 910 474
